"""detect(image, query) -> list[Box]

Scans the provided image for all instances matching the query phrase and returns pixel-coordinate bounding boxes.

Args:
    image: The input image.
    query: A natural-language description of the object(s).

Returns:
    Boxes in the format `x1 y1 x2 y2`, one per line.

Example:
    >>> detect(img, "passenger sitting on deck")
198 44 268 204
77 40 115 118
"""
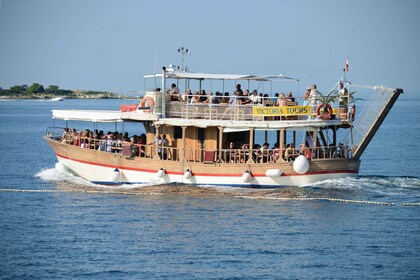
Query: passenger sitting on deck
222 92 230 103
202 91 213 104
138 133 146 157
182 88 191 103
260 142 270 163
257 93 263 104
276 93 287 106
61 128 69 143
190 91 201 103
272 143 281 162
228 91 237 106
249 90 258 104
263 94 270 105
284 143 297 161
299 143 312 160
198 89 207 102
286 92 295 102
213 92 221 104
123 132 130 142
170 83 180 101
241 89 251 104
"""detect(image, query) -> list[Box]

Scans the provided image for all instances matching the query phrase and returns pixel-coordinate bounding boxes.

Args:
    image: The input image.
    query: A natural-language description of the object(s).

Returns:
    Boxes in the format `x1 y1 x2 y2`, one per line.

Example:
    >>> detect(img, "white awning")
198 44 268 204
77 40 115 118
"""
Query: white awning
52 109 160 122
52 110 124 122
144 71 299 82
166 71 268 81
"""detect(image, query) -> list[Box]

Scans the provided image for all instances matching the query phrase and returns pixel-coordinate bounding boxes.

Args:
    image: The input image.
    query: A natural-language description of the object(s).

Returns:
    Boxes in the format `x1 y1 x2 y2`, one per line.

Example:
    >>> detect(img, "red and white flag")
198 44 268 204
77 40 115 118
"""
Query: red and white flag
345 57 349 72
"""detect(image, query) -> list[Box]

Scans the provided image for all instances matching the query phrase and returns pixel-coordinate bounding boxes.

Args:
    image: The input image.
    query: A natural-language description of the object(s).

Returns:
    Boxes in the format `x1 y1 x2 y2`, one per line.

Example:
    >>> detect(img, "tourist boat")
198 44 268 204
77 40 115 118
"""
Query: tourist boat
44 51 403 187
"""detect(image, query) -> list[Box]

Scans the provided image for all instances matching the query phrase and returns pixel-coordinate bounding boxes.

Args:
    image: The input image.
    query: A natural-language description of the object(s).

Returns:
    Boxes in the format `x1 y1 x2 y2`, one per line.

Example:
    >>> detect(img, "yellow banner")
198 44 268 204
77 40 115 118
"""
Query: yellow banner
253 106 311 116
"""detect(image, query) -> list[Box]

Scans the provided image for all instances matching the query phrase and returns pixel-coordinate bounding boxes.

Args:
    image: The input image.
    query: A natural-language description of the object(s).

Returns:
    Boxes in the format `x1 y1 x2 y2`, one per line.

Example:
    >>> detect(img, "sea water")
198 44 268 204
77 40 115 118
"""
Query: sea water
0 96 419 279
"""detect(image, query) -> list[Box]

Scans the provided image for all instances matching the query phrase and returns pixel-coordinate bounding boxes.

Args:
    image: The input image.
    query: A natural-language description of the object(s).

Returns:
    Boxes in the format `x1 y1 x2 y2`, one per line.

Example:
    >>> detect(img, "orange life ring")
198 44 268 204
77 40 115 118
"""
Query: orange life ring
140 96 155 108
351 105 356 121
316 103 333 120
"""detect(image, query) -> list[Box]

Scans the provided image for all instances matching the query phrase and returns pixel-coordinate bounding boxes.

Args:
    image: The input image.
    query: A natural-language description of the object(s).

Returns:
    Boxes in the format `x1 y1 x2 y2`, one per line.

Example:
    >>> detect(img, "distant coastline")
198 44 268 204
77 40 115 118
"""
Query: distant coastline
0 83 122 99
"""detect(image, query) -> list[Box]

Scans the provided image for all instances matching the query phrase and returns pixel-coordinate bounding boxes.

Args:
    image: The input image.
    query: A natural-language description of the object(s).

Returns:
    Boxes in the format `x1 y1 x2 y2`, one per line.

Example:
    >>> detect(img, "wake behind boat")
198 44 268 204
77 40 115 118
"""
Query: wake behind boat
44 49 403 187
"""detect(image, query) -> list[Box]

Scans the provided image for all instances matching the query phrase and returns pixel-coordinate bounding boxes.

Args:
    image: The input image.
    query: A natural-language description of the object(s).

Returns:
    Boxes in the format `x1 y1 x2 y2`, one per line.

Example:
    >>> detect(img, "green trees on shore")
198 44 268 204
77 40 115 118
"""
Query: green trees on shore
0 83 120 99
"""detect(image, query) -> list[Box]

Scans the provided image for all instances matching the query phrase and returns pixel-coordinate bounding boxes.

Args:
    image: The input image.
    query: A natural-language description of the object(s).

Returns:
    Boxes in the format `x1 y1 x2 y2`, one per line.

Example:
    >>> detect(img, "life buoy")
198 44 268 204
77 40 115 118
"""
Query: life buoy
351 105 356 121
140 96 155 108
316 103 333 120
120 104 138 112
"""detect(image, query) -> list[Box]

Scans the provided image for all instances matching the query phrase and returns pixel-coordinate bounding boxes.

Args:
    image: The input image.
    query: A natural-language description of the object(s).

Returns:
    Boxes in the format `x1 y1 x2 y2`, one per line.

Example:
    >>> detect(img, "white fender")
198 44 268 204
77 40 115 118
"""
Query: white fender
183 169 192 180
265 169 283 177
111 168 121 182
293 155 310 174
156 168 165 178
242 171 252 183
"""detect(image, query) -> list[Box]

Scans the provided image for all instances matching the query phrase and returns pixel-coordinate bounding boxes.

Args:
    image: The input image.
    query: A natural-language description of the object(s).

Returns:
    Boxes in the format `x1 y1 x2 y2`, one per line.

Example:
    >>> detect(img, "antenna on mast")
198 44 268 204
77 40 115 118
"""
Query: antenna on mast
177 47 191 72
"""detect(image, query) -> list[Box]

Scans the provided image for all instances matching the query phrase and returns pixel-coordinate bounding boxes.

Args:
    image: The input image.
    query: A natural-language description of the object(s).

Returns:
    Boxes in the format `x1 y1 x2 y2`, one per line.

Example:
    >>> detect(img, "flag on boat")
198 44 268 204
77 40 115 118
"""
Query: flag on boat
345 57 349 72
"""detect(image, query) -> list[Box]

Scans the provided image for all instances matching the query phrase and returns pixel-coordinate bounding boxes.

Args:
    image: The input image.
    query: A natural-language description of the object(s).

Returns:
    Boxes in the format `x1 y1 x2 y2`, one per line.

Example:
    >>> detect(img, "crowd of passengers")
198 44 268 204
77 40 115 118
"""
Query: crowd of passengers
59 128 348 161
224 140 347 163
61 128 147 154
168 83 303 106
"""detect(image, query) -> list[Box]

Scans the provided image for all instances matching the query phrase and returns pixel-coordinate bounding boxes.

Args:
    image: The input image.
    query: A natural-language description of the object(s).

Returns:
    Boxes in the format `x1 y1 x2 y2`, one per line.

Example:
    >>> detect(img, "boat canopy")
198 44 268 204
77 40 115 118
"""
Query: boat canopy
52 110 158 122
144 71 299 82
52 110 124 122
52 110 159 122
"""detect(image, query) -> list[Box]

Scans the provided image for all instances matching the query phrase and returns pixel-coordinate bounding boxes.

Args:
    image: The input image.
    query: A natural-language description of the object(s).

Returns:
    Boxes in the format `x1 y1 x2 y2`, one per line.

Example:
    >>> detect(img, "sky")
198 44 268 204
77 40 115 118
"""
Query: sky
0 0 419 94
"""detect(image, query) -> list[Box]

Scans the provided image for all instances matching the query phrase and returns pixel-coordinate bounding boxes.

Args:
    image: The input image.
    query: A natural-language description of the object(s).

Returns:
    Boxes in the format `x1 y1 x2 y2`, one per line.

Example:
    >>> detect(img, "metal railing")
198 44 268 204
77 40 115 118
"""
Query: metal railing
47 130 351 163
165 95 350 121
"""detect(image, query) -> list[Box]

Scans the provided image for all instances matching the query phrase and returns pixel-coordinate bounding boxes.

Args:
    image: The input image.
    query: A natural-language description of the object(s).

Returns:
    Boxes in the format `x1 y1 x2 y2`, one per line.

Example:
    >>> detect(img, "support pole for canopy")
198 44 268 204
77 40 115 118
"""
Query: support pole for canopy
181 126 187 172
279 128 285 152
249 128 254 163
218 127 223 162
162 67 167 117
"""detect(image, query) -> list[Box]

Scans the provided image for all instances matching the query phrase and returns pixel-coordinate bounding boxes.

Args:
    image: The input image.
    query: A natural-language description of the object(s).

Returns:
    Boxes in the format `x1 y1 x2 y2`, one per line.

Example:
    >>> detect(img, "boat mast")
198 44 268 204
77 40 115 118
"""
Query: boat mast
178 46 190 72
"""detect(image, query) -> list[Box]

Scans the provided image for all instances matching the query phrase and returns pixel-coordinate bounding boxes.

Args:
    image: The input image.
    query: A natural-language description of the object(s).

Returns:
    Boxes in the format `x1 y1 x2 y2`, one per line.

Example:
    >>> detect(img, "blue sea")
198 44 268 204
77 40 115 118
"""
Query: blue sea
0 95 419 279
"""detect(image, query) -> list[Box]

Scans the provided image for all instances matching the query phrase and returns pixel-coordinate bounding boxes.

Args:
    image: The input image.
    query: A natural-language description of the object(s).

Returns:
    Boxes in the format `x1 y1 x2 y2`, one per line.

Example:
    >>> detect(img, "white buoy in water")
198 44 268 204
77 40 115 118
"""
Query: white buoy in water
156 168 165 178
265 169 283 177
183 169 192 179
242 170 252 183
293 155 310 174
111 168 120 182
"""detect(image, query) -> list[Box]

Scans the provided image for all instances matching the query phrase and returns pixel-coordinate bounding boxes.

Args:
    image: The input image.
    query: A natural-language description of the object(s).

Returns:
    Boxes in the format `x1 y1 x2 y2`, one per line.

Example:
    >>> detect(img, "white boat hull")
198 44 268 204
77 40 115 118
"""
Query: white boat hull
56 154 358 187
